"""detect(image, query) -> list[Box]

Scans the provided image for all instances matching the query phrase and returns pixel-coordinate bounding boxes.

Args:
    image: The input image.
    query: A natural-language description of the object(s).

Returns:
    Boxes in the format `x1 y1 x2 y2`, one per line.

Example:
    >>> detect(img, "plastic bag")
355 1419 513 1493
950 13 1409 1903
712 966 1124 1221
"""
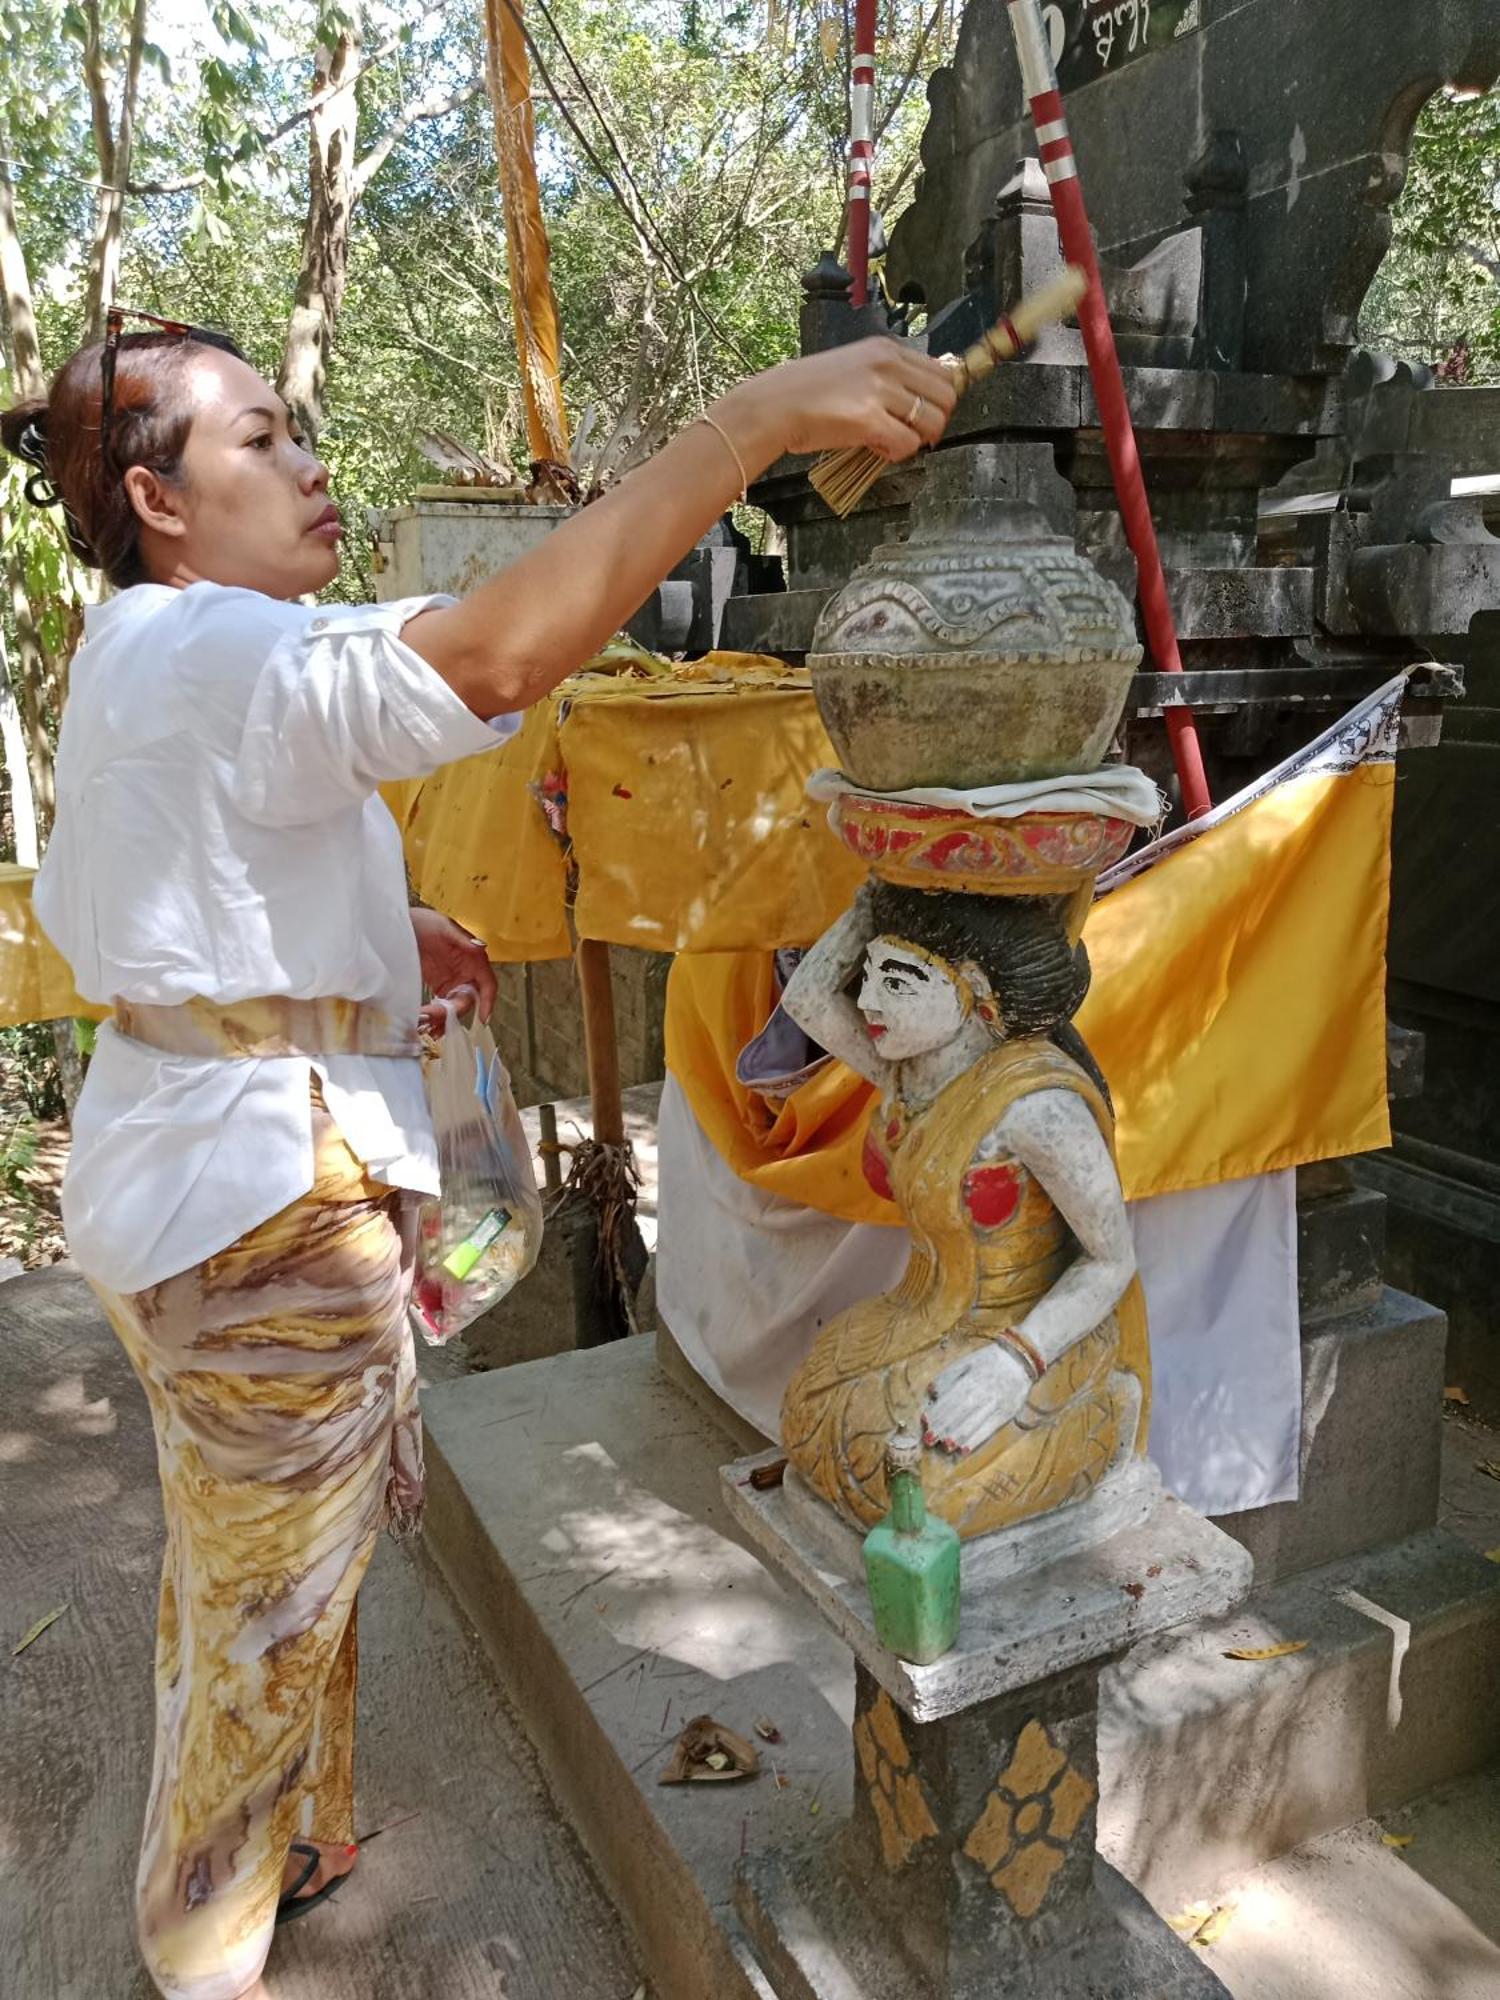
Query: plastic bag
410 997 543 1344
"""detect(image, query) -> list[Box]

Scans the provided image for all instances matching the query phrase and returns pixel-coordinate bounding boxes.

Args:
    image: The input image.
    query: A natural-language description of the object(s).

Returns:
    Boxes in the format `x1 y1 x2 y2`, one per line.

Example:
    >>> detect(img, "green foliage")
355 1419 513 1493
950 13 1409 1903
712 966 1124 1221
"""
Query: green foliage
0 1024 64 1120
1362 90 1500 379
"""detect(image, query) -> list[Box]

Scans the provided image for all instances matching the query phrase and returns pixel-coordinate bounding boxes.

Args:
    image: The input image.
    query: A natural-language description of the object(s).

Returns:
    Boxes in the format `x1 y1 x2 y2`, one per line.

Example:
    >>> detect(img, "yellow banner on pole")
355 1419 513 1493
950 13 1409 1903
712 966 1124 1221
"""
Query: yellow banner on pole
484 0 570 465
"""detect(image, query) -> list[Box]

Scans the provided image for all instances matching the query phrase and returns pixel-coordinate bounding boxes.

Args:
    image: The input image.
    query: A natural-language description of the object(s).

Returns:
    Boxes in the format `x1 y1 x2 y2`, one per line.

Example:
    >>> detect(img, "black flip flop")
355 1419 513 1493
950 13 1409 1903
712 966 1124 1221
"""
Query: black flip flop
275 1841 355 1926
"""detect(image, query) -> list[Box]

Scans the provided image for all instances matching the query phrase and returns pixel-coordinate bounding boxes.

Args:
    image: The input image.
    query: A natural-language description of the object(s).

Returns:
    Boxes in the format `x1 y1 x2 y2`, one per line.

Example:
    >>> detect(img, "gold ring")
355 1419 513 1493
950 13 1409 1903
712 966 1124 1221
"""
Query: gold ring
907 393 927 426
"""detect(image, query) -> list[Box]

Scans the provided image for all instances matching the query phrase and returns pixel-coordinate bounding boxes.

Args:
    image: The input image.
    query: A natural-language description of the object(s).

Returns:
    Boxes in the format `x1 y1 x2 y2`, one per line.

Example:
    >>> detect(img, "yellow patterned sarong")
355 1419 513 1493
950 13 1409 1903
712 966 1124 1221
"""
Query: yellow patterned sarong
89 1084 420 2000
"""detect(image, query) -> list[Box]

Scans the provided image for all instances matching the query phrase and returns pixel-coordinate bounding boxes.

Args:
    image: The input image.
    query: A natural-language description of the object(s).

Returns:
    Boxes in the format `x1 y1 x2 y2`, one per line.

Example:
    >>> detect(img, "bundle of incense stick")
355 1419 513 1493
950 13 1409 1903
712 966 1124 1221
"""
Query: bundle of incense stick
809 265 1090 518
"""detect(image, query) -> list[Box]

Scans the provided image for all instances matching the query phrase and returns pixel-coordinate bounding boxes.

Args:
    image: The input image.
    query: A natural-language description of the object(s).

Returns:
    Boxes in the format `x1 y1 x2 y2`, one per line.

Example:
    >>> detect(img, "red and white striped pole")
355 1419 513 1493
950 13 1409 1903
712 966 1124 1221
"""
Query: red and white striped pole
1006 0 1212 819
847 0 877 307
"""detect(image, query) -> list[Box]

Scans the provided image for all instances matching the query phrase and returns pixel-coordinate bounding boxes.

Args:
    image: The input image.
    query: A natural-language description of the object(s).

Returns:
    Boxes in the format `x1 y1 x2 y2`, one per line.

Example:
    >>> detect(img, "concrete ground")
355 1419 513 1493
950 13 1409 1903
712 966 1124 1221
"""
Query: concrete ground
0 1261 643 2000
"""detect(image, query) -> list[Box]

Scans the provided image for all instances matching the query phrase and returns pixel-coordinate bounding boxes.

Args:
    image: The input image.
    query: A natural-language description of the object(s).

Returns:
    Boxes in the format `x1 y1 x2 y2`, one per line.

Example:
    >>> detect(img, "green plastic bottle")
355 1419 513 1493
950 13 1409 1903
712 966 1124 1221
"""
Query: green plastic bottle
863 1432 961 1665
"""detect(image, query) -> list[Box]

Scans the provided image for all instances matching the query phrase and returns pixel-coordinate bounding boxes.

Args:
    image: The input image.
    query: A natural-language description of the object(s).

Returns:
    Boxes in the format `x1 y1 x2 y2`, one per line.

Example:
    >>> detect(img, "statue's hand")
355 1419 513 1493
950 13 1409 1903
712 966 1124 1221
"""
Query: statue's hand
923 1343 1034 1456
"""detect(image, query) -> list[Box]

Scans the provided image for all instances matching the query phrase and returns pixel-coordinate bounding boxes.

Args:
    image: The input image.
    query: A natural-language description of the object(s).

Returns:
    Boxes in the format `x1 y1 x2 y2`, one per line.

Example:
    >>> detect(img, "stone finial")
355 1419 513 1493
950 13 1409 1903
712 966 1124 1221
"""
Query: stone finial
801 251 853 303
995 156 1053 222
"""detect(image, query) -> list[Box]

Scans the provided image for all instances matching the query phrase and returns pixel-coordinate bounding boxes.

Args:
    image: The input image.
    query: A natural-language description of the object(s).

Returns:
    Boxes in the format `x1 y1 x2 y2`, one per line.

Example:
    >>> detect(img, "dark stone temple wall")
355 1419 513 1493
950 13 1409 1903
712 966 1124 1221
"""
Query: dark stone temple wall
889 0 1500 376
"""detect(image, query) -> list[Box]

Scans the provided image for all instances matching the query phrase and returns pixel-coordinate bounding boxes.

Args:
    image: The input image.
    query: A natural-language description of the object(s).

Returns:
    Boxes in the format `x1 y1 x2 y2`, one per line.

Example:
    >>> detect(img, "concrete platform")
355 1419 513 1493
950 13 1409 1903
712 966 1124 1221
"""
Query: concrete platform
725 1452 1250 1722
1213 1289 1447 1587
422 1336 1500 2000
1101 1526 1500 1903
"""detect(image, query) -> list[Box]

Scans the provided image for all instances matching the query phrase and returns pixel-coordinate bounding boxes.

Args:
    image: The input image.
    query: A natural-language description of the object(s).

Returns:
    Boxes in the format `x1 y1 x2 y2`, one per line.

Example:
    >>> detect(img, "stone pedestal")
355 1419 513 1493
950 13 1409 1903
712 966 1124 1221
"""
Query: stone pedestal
724 1458 1251 1998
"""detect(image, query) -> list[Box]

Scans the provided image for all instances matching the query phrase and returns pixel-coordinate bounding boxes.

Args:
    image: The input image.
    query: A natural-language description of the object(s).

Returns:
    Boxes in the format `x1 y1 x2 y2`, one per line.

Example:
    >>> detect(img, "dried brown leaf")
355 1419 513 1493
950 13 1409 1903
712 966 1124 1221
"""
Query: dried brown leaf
1382 1833 1414 1850
658 1714 760 1785
1223 1640 1309 1662
1444 1385 1471 1405
1477 1460 1500 1483
753 1715 783 1744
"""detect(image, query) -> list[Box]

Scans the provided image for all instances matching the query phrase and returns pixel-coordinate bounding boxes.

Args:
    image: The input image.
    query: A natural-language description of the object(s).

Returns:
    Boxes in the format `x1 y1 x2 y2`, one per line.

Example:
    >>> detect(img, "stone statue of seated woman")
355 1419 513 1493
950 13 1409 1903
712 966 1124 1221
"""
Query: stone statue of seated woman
778 879 1151 1557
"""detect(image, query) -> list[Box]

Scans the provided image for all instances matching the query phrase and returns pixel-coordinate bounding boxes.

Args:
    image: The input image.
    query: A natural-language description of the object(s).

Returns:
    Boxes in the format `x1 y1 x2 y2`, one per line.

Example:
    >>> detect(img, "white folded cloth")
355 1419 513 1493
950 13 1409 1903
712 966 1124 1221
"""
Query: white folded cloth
807 763 1165 828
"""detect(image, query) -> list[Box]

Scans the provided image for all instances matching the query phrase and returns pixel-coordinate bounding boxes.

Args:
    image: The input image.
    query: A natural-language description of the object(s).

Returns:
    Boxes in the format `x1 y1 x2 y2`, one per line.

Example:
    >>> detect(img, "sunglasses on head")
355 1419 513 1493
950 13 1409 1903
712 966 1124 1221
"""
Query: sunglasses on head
99 304 229 466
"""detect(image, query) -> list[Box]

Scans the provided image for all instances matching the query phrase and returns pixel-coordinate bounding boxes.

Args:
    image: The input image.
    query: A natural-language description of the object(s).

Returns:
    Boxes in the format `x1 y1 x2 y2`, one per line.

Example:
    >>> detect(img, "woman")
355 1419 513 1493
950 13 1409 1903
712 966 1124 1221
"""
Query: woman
1 313 955 2000
779 881 1149 1539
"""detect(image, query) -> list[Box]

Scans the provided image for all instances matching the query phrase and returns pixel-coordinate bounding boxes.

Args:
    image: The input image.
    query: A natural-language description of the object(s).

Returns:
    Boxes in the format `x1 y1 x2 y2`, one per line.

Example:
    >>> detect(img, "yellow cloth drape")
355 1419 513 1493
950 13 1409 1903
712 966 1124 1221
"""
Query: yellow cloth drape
483 0 570 465
390 664 865 959
665 760 1397 1223
0 863 102 1027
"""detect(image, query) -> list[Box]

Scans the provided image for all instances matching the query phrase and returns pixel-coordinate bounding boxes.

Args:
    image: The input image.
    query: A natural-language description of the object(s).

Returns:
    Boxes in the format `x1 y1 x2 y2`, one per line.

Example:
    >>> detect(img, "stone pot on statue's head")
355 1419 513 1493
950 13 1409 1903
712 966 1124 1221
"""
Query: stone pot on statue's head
808 446 1142 792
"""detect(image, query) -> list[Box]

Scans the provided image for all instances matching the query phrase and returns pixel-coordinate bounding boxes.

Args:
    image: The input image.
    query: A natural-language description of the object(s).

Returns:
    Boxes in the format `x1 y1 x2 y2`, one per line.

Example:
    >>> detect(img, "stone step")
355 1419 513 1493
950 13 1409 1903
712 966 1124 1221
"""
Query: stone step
1101 1528 1500 1908
1213 1287 1447 1586
420 1337 1500 1997
1296 1184 1387 1326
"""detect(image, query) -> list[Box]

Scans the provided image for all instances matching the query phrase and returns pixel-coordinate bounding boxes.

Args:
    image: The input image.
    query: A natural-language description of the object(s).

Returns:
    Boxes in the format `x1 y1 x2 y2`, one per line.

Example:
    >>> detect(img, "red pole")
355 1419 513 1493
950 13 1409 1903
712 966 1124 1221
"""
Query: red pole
1005 0 1212 819
847 0 877 307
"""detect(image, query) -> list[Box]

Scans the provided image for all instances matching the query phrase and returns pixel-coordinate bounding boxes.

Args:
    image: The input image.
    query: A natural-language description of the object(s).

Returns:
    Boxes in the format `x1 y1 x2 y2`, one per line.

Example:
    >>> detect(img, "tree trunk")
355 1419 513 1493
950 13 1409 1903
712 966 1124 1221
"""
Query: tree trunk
0 139 56 845
81 0 148 338
0 158 44 396
0 625 38 869
278 30 361 446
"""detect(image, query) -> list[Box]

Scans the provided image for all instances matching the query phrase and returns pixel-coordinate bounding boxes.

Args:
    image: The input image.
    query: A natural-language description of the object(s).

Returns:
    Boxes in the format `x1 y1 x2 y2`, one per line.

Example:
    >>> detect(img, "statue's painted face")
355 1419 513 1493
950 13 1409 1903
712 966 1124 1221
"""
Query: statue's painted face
858 940 970 1060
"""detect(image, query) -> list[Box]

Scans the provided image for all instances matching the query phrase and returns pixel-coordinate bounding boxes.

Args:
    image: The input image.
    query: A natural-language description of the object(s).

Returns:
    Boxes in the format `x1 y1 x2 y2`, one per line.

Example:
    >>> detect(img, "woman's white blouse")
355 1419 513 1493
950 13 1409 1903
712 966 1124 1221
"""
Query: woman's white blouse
35 581 516 1293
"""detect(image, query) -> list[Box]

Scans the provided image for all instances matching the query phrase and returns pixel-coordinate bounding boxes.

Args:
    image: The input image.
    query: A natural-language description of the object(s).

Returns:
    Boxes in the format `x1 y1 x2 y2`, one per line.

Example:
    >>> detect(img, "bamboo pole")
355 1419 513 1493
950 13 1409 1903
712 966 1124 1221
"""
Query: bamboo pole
847 0 877 307
575 938 625 1149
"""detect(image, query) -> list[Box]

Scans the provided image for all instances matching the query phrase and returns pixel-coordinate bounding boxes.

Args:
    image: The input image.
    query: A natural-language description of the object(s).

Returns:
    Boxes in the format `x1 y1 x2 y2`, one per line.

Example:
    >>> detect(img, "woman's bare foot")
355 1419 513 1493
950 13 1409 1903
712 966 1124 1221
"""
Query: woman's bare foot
279 1838 358 1906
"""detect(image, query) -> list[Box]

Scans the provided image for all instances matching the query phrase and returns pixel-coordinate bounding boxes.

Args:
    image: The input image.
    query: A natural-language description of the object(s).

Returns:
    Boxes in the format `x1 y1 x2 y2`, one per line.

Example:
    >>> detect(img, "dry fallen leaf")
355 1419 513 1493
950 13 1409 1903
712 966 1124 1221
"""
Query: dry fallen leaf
1382 1833 1414 1850
12 1605 68 1658
1167 1903 1212 1938
1478 1461 1500 1484
1190 1905 1235 1948
1223 1641 1309 1662
658 1715 760 1786
1169 1901 1234 1947
1444 1386 1471 1405
1486 1548 1500 1565
753 1716 784 1744
748 1458 788 1492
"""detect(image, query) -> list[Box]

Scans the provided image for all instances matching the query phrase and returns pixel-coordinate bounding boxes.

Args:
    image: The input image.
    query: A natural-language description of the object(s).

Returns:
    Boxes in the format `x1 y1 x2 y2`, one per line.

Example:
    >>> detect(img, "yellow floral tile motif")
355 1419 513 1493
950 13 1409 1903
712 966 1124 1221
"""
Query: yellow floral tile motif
852 1688 939 1872
962 1719 1097 1920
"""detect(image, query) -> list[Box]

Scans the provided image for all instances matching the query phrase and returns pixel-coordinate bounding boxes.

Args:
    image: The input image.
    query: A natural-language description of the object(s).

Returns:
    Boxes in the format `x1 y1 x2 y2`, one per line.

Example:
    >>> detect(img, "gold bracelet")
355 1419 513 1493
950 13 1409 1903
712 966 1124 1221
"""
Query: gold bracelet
998 1328 1048 1383
699 414 749 504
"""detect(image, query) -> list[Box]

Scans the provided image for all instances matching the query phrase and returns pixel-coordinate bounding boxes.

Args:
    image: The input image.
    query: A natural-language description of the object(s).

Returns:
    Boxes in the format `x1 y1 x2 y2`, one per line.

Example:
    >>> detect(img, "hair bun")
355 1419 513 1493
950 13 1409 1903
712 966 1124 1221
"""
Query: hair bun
0 396 49 466
0 398 64 509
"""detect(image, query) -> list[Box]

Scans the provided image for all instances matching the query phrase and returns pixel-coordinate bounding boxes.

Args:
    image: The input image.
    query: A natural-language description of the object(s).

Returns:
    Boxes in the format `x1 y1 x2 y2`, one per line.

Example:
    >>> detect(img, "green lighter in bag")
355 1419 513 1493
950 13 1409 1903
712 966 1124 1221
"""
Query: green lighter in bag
441 1205 512 1281
863 1431 961 1666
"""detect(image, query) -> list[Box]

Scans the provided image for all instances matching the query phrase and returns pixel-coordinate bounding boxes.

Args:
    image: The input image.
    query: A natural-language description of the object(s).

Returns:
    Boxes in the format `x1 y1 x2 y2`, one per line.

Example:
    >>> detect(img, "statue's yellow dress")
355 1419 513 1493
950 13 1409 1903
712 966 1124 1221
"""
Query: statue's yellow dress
780 1037 1150 1537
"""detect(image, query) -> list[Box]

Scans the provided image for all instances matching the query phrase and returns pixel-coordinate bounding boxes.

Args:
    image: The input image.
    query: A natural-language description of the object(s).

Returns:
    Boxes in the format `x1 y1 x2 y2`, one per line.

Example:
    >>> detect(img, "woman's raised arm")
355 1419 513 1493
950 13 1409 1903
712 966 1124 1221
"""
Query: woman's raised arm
399 339 957 717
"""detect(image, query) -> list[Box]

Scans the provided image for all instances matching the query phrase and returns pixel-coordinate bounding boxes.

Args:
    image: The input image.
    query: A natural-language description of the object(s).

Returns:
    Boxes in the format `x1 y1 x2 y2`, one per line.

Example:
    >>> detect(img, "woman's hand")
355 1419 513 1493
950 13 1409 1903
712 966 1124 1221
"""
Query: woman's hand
923 1342 1034 1457
410 907 497 1032
711 338 959 469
